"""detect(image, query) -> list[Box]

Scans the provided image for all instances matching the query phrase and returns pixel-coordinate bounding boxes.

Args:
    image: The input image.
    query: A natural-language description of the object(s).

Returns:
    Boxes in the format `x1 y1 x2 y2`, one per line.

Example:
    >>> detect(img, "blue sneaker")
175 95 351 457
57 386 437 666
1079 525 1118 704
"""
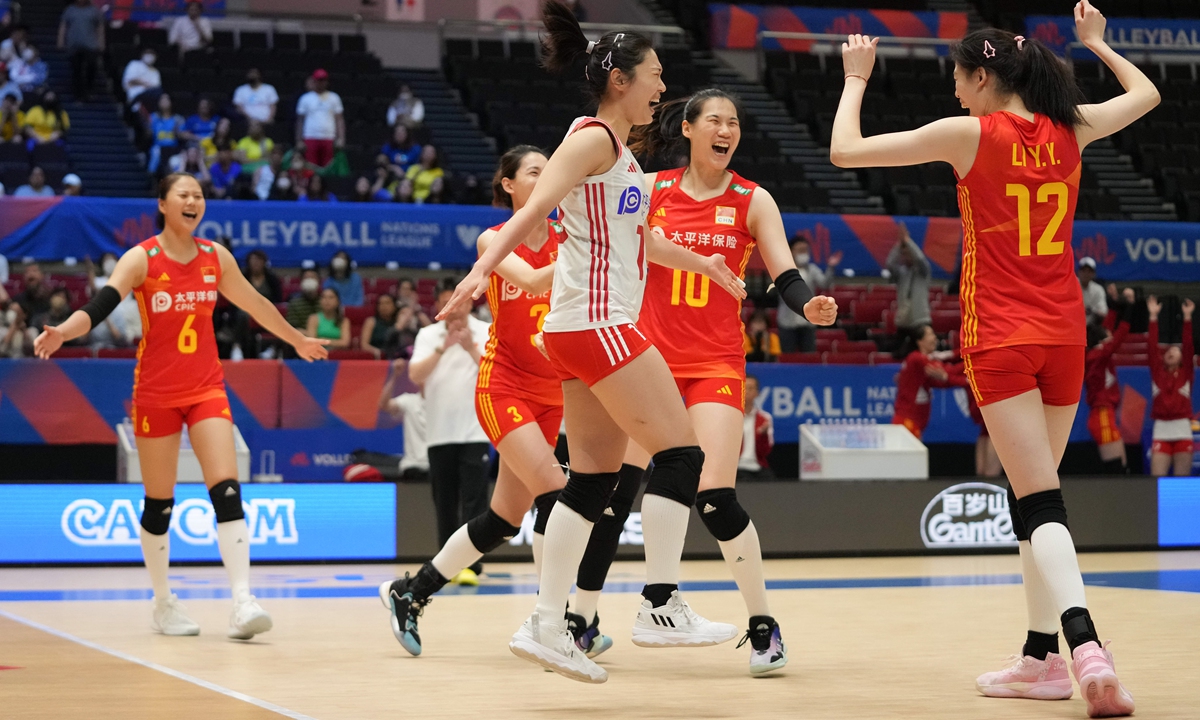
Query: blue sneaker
738 616 788 676
378 575 431 656
567 611 613 659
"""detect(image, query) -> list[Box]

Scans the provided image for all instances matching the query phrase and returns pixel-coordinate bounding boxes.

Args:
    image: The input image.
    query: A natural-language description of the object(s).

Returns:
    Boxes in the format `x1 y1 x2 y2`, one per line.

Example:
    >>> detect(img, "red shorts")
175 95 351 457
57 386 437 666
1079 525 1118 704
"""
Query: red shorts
1088 405 1122 445
893 415 924 440
675 375 744 411
476 392 562 447
1152 439 1194 455
543 324 653 387
303 138 335 167
132 393 232 438
963 345 1084 407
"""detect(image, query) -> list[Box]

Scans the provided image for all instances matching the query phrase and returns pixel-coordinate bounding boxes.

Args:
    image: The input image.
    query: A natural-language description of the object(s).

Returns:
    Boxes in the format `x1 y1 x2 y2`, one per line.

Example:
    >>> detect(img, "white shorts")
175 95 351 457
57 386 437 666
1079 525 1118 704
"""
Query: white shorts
1152 418 1194 442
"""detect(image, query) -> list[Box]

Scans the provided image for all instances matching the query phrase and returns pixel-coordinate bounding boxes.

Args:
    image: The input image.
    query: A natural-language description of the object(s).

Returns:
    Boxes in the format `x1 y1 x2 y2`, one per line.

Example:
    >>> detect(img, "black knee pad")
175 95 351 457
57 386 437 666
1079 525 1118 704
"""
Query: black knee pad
695 488 751 542
610 463 645 508
1016 488 1069 537
467 509 521 553
643 446 704 506
1007 484 1030 542
141 496 174 536
208 479 245 523
533 491 559 535
558 471 620 523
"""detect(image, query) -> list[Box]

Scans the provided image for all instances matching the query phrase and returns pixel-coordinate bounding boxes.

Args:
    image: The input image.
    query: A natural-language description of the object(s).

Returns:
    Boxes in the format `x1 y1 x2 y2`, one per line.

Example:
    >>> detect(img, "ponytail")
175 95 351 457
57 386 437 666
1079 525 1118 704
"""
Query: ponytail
950 28 1087 128
540 0 653 104
629 88 743 158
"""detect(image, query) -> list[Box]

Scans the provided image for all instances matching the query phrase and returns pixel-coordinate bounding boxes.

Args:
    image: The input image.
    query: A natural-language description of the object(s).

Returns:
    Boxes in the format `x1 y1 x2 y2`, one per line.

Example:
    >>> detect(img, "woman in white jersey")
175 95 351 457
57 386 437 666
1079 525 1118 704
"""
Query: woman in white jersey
439 0 747 683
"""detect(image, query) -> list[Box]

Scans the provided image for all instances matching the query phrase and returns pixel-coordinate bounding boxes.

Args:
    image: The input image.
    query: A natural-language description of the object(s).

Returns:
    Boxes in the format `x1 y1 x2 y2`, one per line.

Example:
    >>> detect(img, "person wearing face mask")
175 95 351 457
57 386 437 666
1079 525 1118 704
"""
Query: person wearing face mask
233 68 278 125
123 48 161 113
285 268 324 329
322 251 364 307
11 45 48 93
776 235 840 353
22 90 69 147
386 85 425 129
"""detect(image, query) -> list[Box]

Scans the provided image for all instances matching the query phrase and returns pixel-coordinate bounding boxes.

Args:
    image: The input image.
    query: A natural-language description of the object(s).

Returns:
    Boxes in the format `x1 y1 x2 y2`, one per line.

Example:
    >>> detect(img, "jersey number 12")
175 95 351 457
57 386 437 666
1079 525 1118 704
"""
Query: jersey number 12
1006 182 1068 257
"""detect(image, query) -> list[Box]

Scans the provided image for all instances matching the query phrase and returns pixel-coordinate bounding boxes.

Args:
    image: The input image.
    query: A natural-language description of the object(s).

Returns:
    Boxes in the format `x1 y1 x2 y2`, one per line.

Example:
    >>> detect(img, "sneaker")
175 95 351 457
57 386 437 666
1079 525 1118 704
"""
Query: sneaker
509 611 607 683
738 616 788 676
450 568 479 586
378 576 431 656
227 596 273 640
1071 641 1135 718
631 590 739 648
975 653 1073 700
150 593 200 636
566 611 613 659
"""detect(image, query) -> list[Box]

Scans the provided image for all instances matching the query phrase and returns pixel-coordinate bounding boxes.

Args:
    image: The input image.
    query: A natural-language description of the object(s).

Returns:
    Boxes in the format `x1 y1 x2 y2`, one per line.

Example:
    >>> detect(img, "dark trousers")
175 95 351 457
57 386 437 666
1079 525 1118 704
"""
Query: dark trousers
69 48 99 100
427 442 491 548
779 325 816 353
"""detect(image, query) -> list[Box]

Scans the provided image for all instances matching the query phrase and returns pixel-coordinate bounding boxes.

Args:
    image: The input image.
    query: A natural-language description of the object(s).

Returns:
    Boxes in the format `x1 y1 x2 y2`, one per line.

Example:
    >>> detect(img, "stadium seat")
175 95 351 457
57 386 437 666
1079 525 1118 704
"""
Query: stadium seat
1113 354 1149 367
815 328 848 342
54 347 94 359
779 352 823 364
832 340 877 354
826 352 872 365
97 348 138 359
868 352 896 366
328 349 377 360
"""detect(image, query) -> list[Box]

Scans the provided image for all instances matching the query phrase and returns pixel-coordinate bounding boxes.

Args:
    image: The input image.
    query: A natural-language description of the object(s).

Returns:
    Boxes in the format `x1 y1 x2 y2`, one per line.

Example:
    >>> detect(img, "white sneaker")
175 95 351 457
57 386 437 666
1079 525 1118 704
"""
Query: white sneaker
631 590 739 648
227 596 273 640
151 593 200 636
509 611 607 684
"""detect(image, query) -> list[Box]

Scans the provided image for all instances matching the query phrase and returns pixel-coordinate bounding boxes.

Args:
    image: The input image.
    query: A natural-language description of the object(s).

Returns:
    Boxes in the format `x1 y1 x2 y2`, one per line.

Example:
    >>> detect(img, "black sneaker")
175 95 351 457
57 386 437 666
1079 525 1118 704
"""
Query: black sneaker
378 574 431 656
737 615 788 676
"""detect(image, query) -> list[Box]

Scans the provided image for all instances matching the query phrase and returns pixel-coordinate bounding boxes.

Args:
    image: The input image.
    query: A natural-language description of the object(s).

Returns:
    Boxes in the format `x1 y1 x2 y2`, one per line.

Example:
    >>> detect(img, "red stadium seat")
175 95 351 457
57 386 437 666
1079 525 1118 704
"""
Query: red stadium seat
344 306 373 324
816 338 834 352
832 340 877 353
867 284 897 299
850 299 892 325
815 328 847 342
1112 353 1148 366
825 351 872 364
778 352 823 364
868 351 897 366
829 288 862 311
367 277 399 296
96 348 138 359
54 347 93 358
930 310 961 335
328 349 378 360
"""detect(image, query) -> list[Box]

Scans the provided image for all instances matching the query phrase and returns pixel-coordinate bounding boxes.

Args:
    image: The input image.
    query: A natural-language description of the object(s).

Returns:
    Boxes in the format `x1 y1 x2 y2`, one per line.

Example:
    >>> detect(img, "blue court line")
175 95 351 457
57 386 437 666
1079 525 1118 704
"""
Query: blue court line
3 569 1200 603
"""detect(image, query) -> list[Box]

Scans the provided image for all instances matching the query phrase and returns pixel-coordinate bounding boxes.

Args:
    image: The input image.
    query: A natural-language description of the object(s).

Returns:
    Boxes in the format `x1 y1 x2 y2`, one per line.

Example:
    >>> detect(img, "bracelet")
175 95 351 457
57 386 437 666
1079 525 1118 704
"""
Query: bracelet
844 74 868 83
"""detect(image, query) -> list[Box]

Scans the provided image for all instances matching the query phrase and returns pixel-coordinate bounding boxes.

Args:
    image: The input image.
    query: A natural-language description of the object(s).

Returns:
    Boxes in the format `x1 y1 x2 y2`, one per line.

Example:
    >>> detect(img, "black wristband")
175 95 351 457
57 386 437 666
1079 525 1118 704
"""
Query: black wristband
773 268 814 316
82 285 122 329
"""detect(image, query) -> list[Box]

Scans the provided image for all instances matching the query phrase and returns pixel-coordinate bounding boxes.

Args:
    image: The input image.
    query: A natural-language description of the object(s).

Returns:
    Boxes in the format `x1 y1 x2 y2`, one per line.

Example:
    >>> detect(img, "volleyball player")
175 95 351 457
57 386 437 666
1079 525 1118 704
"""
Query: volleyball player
891 324 967 440
1146 295 1195 476
562 88 837 675
830 1 1156 714
34 174 328 638
439 1 748 683
1085 288 1134 474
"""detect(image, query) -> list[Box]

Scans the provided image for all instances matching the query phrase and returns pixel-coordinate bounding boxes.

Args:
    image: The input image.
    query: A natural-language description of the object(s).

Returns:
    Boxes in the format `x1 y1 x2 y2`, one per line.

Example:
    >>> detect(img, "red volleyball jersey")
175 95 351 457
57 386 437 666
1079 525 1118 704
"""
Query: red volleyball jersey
956 112 1085 354
1148 319 1195 421
477 220 563 405
638 168 758 379
131 236 226 407
892 351 957 431
1084 321 1129 409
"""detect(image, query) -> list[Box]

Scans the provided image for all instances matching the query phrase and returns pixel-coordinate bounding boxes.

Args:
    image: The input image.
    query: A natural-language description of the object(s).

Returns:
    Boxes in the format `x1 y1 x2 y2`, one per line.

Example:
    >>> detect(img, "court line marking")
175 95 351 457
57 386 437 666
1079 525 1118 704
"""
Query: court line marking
0 608 317 720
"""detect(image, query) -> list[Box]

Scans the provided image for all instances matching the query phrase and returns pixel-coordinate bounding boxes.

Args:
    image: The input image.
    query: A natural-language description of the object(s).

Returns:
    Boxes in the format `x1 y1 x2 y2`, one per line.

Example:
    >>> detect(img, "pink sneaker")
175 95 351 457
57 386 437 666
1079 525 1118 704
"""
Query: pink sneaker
975 653 1073 700
1071 641 1135 718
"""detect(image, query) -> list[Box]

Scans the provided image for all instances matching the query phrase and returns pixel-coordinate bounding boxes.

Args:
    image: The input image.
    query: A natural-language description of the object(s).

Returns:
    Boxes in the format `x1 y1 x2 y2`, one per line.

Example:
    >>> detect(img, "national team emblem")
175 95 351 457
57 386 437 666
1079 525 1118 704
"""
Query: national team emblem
715 206 736 226
151 291 172 313
617 185 643 216
202 266 217 283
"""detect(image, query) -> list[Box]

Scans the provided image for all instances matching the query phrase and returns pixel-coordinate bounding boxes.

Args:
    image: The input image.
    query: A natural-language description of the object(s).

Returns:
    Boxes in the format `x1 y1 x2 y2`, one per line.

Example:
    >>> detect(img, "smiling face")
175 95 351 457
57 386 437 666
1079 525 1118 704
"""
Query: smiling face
1164 345 1182 370
952 64 998 117
683 97 740 171
613 49 665 126
158 175 206 234
501 151 546 212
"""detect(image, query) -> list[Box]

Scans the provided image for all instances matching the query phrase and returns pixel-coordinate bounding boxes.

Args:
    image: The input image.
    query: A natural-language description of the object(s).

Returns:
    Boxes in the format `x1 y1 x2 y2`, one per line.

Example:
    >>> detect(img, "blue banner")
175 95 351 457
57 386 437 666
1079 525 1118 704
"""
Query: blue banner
0 483 395 562
1028 14 1200 56
1160 477 1200 546
106 0 226 22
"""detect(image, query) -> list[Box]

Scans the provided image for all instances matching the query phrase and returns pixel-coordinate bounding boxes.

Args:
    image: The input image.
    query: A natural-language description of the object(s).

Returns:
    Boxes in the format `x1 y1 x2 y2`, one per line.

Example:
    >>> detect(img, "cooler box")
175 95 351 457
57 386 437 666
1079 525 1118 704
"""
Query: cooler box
117 419 250 483
799 423 928 480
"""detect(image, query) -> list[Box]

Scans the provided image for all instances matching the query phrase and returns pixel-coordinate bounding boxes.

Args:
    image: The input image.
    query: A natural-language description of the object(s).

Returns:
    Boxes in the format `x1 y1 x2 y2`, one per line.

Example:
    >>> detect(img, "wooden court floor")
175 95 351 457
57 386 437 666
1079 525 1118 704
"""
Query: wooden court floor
2 552 1199 719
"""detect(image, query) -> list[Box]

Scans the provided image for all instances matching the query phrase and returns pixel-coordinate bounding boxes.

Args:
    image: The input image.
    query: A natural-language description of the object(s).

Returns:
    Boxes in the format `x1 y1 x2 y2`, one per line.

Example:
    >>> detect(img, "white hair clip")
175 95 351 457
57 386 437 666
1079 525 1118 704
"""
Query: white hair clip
586 40 596 55
601 51 613 71
983 40 996 58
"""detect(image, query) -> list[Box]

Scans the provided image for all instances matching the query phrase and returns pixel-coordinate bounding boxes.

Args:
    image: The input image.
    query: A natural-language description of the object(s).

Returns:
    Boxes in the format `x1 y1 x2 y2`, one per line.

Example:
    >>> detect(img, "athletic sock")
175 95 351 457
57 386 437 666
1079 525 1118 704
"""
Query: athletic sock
216 520 252 604
1019 540 1060 636
140 530 172 602
430 524 485 581
532 531 545 580
1028 523 1089 615
717 520 770 618
642 583 677 607
1023 630 1061 661
573 588 601 624
533 504 594 635
640 493 690 600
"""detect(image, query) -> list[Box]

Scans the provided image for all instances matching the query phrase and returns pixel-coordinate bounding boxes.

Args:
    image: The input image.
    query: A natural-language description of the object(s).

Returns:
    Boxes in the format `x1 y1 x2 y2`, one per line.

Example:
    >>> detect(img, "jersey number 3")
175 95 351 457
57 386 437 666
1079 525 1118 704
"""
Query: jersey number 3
1006 182 1067 257
178 314 198 354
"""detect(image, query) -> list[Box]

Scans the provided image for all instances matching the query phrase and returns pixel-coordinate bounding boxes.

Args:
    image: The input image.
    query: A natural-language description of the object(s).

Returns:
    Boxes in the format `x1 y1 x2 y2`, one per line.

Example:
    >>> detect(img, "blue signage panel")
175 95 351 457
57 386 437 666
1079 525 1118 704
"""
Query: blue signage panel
1159 477 1200 547
0 483 395 562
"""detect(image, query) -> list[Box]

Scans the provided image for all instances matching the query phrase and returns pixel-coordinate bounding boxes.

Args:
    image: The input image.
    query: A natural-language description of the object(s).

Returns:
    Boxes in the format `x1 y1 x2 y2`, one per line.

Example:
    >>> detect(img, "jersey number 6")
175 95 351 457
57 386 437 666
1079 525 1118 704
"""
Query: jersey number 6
177 314 199 354
1006 182 1068 257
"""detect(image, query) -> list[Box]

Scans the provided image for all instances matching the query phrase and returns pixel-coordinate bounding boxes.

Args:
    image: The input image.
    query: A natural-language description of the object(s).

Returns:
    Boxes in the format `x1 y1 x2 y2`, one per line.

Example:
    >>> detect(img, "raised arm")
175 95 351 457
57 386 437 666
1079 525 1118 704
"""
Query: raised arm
1184 299 1195 372
1073 0 1160 149
478 228 554 296
1146 295 1162 374
215 245 327 361
748 187 837 325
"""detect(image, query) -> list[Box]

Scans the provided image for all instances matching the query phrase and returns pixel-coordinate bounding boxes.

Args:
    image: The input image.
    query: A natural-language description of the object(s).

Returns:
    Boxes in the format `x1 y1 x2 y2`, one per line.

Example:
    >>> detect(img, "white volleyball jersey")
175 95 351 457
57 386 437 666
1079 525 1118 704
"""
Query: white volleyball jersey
542 117 651 333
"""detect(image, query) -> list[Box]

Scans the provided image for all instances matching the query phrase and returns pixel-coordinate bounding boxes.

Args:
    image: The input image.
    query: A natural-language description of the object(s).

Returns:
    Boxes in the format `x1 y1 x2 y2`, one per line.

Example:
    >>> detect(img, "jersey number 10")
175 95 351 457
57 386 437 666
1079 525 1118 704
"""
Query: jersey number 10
1005 181 1068 257
671 270 710 308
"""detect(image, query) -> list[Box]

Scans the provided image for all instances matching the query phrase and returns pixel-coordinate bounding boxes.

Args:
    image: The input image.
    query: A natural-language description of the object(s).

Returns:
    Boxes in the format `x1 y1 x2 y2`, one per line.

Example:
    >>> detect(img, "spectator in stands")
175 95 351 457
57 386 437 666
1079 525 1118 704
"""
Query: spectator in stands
285 149 314 195
0 24 29 64
0 251 7 283
233 68 278 124
168 144 212 191
381 124 421 173
887 222 931 338
323 250 364 306
397 277 421 310
21 90 68 147
736 375 774 481
122 47 161 113
269 171 300 201
0 92 23 142
61 173 82 196
299 173 336 203
16 263 50 318
235 121 273 173
88 292 141 350
776 235 839 352
890 324 964 440
425 176 448 204
286 268 322 328
350 176 386 202
295 69 344 169
13 166 54 197
208 141 242 200
183 98 219 145
253 145 284 201
1078 256 1107 327
169 1 213 58
199 116 233 162
305 287 351 349
28 287 87 346
392 302 425 355
0 61 20 103
242 249 282 303
452 173 488 206
0 303 30 358
386 85 425 129
361 293 401 359
395 177 415 203
406 145 444 203
58 0 104 102
10 46 47 93
86 252 119 294
743 310 780 363
379 359 431 479
146 93 184 175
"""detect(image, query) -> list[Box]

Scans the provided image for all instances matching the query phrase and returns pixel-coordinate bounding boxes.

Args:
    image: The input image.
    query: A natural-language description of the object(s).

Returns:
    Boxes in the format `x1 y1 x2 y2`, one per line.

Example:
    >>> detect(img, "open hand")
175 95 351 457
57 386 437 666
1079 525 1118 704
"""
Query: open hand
1183 298 1195 319
1146 295 1161 319
294 336 330 362
437 269 489 321
841 34 879 82
803 295 838 326
33 326 64 359
701 254 747 301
